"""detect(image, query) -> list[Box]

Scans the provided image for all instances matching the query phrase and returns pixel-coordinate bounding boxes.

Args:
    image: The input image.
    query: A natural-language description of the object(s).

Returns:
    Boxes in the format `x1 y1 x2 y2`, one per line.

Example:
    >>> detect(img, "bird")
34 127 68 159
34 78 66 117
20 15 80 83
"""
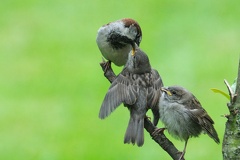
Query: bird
158 86 220 159
96 18 142 67
99 44 163 147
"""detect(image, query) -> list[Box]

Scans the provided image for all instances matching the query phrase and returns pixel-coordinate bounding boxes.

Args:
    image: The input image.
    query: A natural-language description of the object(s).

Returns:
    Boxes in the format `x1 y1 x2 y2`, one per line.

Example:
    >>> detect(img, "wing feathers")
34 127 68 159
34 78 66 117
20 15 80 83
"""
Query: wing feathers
189 108 220 143
99 74 138 119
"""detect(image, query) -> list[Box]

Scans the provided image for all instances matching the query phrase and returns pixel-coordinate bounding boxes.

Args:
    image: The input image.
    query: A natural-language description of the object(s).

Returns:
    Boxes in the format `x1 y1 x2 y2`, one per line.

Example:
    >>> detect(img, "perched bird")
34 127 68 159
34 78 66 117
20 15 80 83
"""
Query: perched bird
96 18 142 67
158 86 220 159
99 44 163 147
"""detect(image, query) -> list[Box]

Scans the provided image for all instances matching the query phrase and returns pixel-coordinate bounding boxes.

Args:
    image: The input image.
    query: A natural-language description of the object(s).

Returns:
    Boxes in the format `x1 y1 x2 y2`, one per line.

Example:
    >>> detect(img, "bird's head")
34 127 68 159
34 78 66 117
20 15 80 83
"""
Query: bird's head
161 86 192 103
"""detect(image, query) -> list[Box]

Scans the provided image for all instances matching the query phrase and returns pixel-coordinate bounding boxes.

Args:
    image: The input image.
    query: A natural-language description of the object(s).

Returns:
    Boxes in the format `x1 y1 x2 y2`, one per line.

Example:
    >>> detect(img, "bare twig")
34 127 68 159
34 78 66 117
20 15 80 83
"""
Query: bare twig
224 79 237 105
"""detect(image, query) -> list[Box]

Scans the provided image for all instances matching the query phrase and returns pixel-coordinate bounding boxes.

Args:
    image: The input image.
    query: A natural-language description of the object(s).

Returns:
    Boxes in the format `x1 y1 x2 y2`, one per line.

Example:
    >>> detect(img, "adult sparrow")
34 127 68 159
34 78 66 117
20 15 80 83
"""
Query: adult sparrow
158 86 220 159
99 44 163 146
96 18 142 67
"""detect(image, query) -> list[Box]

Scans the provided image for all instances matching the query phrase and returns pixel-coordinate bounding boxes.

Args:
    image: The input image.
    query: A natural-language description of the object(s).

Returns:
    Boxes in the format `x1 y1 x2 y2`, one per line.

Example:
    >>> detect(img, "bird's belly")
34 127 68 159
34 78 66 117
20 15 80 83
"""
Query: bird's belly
96 28 131 66
160 105 201 141
98 43 130 66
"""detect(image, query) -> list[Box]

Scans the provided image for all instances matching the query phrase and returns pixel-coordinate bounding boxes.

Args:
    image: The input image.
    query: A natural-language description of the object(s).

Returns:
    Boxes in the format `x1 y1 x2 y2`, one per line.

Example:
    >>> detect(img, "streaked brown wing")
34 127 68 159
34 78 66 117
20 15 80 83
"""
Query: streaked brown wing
187 96 220 143
99 73 138 119
147 69 163 107
147 69 163 125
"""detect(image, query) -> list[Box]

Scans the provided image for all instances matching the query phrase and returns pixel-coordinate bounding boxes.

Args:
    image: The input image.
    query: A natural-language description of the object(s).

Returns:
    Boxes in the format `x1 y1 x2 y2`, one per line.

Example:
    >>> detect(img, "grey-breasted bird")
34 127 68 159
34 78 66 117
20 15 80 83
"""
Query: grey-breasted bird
158 86 220 158
99 44 163 147
96 18 142 67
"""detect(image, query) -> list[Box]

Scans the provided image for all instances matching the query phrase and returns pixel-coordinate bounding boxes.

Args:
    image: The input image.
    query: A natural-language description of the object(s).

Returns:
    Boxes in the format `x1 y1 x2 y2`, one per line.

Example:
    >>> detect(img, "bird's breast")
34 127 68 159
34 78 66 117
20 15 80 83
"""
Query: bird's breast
159 100 202 140
97 35 131 66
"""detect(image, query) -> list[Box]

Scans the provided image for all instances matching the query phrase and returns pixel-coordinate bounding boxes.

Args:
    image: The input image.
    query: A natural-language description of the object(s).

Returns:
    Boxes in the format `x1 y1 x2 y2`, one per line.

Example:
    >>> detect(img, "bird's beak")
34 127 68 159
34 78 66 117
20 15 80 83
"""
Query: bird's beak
131 43 136 56
131 47 135 56
161 87 172 96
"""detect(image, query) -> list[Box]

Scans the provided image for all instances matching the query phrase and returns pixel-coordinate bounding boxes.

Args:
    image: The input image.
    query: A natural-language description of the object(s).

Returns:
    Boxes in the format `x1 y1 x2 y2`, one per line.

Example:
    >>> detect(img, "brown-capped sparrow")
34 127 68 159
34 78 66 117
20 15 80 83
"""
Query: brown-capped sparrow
96 18 142 67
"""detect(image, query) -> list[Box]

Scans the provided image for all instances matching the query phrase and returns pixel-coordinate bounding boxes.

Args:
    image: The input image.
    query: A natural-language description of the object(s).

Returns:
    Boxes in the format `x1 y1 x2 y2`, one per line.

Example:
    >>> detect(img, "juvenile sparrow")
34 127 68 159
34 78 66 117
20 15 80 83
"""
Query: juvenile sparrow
96 18 142 67
158 86 220 159
99 44 163 147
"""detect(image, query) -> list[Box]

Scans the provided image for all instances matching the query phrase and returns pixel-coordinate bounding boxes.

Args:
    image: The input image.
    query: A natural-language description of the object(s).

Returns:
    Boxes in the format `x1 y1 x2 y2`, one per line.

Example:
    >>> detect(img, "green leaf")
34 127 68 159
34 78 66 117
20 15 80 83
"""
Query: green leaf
211 88 230 100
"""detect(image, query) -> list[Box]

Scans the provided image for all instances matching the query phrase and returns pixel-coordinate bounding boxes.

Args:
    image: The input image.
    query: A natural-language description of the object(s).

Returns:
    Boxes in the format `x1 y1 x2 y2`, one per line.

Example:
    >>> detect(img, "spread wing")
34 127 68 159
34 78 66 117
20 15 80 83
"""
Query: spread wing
147 69 163 125
99 73 138 119
186 96 220 143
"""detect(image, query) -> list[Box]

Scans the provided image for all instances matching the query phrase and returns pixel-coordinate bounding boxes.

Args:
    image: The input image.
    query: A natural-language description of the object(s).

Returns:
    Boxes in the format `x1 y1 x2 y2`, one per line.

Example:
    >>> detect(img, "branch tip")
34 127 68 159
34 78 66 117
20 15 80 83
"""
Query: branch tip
224 79 237 104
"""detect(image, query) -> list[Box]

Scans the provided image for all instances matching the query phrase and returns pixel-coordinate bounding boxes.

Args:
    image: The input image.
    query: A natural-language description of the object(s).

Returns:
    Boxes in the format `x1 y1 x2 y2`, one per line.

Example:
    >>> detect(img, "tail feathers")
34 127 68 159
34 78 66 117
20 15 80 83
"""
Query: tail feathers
202 119 220 144
124 118 144 147
206 126 220 144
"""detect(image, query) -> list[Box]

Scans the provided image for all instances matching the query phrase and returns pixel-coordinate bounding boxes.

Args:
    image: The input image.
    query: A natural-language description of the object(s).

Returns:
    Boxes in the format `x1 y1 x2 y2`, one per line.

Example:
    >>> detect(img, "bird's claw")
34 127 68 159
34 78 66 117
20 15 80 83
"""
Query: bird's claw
151 128 166 139
100 58 111 74
221 114 230 118
145 115 151 121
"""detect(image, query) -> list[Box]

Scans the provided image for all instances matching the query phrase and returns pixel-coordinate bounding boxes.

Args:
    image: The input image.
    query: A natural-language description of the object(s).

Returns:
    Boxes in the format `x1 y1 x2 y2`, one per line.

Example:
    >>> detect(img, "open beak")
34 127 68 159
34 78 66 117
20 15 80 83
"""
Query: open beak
161 87 172 96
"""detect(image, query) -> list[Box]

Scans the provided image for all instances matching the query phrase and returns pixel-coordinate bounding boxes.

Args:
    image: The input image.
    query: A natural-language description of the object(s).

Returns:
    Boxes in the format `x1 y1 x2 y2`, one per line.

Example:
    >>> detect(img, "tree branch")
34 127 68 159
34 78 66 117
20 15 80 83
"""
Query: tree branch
100 61 184 160
222 58 240 160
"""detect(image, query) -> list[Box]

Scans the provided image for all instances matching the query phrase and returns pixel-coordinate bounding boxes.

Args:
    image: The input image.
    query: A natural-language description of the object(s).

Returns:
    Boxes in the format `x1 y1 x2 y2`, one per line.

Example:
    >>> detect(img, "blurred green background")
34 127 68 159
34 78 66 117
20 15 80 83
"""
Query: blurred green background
0 0 239 159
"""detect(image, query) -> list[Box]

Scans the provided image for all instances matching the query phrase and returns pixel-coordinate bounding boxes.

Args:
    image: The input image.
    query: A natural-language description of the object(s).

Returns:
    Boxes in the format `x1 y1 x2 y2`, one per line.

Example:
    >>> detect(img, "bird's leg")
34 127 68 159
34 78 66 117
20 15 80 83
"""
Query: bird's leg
178 139 188 160
151 128 166 139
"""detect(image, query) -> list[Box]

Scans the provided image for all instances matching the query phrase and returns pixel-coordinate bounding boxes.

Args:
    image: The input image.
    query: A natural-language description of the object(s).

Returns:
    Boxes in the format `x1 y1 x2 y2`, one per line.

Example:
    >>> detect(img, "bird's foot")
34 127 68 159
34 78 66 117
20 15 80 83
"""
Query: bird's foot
100 58 111 74
151 128 166 139
99 58 116 83
145 115 151 121
221 114 230 118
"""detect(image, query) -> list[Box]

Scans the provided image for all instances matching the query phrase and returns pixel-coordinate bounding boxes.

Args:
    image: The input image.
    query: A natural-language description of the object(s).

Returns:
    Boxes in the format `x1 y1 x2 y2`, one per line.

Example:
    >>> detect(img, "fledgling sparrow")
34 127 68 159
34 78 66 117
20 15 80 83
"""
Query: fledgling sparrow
96 18 142 67
99 44 163 147
157 86 220 159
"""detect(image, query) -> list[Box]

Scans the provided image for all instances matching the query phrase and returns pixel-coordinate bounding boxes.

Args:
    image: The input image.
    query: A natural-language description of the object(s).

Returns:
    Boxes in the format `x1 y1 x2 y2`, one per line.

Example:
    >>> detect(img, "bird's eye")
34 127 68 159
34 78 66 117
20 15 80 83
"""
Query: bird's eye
172 91 177 95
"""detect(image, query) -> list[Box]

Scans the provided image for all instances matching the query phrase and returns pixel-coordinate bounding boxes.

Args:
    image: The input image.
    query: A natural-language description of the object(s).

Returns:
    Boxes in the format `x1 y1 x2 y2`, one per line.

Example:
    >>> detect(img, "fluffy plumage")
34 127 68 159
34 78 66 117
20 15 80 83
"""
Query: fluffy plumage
96 18 142 66
159 86 220 158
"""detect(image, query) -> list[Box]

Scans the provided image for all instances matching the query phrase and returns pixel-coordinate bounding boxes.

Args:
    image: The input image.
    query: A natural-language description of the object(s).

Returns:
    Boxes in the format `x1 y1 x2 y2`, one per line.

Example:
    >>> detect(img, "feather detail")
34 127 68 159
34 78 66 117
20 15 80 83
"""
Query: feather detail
99 74 138 119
